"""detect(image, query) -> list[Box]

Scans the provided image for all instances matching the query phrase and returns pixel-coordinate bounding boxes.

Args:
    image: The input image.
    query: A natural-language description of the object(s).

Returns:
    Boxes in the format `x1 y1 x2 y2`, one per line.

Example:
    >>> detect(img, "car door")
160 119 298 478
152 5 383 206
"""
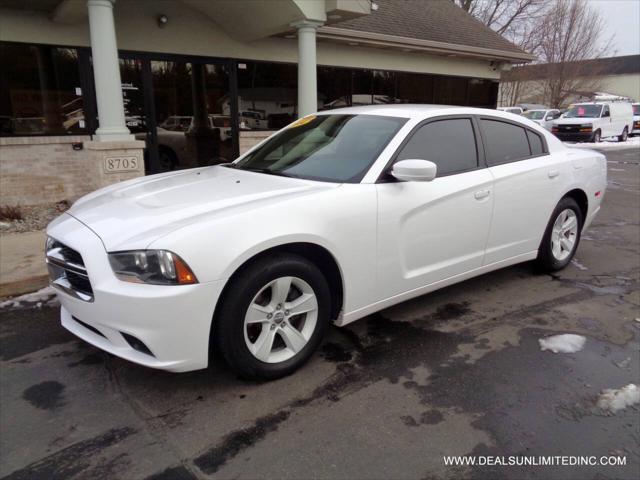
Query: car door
376 116 494 299
601 105 613 137
479 117 567 265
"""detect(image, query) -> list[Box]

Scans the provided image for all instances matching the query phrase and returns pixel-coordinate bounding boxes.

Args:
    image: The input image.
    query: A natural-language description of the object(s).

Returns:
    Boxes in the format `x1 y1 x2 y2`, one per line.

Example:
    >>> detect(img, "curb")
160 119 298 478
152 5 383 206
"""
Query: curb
0 275 49 299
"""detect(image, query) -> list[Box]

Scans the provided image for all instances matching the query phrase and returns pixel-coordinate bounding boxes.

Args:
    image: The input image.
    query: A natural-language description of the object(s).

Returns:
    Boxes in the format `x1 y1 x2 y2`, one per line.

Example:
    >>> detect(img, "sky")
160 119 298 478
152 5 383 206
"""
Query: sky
587 0 640 57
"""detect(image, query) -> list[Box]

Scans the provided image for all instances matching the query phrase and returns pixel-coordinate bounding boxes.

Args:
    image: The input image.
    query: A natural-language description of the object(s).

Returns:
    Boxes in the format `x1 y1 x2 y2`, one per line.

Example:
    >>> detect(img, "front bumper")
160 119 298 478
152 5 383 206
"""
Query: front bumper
553 130 593 142
47 214 226 372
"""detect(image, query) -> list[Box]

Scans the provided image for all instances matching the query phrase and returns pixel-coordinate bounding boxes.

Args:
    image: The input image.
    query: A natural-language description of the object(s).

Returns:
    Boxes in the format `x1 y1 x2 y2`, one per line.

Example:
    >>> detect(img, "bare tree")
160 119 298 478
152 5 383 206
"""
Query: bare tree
452 0 549 40
453 0 550 106
535 0 612 107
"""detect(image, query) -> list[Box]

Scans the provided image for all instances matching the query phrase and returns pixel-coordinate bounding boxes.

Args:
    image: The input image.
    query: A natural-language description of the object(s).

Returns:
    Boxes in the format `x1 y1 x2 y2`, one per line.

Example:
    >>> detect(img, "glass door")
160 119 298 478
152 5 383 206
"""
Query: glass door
151 60 234 172
115 54 236 175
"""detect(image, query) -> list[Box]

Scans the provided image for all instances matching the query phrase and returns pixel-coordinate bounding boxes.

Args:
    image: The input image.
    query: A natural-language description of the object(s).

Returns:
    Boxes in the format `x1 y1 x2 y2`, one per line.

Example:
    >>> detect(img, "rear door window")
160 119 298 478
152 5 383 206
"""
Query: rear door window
526 130 544 156
396 118 478 176
480 119 531 165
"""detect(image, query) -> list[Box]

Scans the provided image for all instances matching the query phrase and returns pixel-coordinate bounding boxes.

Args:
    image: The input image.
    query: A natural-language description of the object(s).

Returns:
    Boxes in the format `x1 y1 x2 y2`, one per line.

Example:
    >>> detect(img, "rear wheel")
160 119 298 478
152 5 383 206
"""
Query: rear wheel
536 197 583 272
618 127 628 142
591 129 601 143
215 254 330 379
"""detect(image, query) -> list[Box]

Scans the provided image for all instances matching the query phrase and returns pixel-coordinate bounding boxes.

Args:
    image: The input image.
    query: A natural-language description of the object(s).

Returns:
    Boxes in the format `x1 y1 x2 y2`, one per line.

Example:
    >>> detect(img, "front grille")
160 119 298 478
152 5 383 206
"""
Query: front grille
46 237 94 302
559 125 579 132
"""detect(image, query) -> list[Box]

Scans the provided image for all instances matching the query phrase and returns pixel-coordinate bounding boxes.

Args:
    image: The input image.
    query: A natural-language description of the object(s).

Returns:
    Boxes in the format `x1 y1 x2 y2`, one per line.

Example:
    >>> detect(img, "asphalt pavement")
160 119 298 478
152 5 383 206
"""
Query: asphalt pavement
1 147 639 480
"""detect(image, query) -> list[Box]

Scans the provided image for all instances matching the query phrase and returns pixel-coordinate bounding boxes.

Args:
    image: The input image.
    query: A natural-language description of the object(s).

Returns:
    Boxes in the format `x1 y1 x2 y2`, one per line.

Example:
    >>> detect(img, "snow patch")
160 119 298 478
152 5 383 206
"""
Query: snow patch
597 384 640 413
0 286 58 309
564 136 640 150
539 334 586 353
571 259 588 271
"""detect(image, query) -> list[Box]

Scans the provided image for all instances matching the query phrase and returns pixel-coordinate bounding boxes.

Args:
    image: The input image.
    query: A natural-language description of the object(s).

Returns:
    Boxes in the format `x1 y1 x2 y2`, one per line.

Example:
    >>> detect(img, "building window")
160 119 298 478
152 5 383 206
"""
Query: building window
0 43 86 136
434 76 468 105
372 70 396 104
351 69 373 106
468 78 498 108
236 61 297 130
318 66 352 110
396 72 434 104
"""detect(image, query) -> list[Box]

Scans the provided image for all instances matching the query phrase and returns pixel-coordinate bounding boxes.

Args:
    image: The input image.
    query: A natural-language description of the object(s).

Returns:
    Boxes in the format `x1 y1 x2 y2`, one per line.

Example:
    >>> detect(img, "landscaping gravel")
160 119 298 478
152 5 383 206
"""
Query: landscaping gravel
0 201 69 234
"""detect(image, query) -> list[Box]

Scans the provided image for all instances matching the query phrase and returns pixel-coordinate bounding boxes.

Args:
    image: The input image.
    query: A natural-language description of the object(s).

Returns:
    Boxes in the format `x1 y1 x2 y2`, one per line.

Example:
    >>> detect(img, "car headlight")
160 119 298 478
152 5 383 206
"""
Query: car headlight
108 250 198 285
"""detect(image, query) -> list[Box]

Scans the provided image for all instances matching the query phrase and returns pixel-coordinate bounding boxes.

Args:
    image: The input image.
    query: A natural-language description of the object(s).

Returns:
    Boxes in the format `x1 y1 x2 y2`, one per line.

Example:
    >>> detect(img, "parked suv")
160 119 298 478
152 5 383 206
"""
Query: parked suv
497 106 524 115
524 109 561 131
552 102 633 142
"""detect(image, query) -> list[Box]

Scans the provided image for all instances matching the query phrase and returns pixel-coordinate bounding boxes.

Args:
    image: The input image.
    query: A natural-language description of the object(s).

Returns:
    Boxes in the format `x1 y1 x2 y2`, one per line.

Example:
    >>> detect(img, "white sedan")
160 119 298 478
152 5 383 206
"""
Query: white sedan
46 105 607 379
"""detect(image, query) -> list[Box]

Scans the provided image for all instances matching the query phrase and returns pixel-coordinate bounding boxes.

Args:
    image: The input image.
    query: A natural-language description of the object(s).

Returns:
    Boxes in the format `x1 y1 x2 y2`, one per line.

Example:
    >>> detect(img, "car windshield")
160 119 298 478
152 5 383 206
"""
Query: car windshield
524 110 546 120
633 105 640 115
231 114 407 183
564 105 602 118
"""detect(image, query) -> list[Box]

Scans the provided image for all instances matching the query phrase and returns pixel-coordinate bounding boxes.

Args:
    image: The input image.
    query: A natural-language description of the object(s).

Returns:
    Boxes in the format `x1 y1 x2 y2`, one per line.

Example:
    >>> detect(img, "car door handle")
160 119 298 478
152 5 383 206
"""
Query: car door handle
548 170 560 179
474 189 491 200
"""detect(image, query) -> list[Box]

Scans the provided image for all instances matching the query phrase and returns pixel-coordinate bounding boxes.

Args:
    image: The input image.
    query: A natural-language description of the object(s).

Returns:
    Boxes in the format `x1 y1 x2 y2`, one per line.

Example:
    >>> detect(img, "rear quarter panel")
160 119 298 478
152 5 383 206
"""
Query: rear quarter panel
565 148 607 225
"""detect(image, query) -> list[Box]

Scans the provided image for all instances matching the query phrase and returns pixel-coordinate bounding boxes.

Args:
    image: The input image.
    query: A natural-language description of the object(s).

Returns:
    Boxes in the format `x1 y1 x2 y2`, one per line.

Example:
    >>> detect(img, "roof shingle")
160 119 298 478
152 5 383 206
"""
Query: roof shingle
333 0 527 56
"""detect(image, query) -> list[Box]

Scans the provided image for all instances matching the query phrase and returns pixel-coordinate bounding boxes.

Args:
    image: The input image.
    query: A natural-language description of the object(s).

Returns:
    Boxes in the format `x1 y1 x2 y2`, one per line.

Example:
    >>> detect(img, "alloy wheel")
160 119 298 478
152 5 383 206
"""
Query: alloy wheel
551 209 578 261
243 276 318 363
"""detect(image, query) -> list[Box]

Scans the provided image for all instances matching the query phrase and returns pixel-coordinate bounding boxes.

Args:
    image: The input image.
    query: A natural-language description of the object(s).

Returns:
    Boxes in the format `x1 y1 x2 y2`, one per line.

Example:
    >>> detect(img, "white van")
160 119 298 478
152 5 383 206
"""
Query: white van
632 103 640 136
552 102 633 142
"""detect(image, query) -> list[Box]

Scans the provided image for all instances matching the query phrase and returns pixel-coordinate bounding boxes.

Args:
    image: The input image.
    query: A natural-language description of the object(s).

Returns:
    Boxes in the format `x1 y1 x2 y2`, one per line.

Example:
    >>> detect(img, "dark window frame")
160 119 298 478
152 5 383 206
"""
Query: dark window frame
377 114 485 182
476 116 549 167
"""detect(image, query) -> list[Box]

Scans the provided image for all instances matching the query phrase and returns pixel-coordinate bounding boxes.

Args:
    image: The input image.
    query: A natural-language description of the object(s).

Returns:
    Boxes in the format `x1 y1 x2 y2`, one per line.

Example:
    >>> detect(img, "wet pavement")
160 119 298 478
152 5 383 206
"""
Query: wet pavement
1 148 639 480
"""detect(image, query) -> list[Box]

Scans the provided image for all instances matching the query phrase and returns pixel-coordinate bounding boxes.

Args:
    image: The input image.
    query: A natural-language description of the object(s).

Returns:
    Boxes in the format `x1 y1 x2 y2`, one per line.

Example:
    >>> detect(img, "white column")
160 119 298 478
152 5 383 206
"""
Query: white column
87 0 131 141
292 20 323 118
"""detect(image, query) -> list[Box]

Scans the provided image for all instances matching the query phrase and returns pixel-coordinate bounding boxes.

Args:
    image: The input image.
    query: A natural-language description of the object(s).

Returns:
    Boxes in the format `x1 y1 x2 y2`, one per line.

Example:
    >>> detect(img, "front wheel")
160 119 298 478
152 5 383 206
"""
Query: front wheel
618 127 628 142
591 129 601 143
536 197 583 272
214 253 330 380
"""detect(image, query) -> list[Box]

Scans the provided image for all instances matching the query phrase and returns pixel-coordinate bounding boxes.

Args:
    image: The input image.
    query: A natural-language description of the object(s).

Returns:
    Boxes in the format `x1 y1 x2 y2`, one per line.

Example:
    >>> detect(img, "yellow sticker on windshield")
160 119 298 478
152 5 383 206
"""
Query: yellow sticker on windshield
289 115 316 128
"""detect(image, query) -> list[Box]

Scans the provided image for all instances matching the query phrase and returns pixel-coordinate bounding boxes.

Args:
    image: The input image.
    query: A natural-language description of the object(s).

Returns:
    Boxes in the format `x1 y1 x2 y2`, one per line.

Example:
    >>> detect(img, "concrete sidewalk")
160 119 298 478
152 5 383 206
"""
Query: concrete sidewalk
0 231 48 298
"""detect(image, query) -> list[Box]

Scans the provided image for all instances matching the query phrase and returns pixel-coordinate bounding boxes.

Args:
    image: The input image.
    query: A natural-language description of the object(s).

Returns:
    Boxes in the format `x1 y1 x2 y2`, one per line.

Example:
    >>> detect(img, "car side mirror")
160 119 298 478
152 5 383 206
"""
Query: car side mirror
391 159 437 182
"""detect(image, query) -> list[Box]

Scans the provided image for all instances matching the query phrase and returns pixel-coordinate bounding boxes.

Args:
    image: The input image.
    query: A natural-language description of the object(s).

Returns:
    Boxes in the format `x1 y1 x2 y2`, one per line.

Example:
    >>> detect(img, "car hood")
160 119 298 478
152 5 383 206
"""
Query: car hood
67 166 338 251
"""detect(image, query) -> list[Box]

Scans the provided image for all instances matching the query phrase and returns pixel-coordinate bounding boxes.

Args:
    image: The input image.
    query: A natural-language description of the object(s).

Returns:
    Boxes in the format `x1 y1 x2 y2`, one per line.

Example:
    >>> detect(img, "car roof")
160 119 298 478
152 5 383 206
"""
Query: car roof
315 104 525 121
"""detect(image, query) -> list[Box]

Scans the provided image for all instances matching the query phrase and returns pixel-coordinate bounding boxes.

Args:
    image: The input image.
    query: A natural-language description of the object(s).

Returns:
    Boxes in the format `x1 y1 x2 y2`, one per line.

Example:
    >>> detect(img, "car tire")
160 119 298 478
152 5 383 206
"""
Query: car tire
536 197 583 272
214 253 331 380
158 147 178 172
618 127 628 142
591 130 601 143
